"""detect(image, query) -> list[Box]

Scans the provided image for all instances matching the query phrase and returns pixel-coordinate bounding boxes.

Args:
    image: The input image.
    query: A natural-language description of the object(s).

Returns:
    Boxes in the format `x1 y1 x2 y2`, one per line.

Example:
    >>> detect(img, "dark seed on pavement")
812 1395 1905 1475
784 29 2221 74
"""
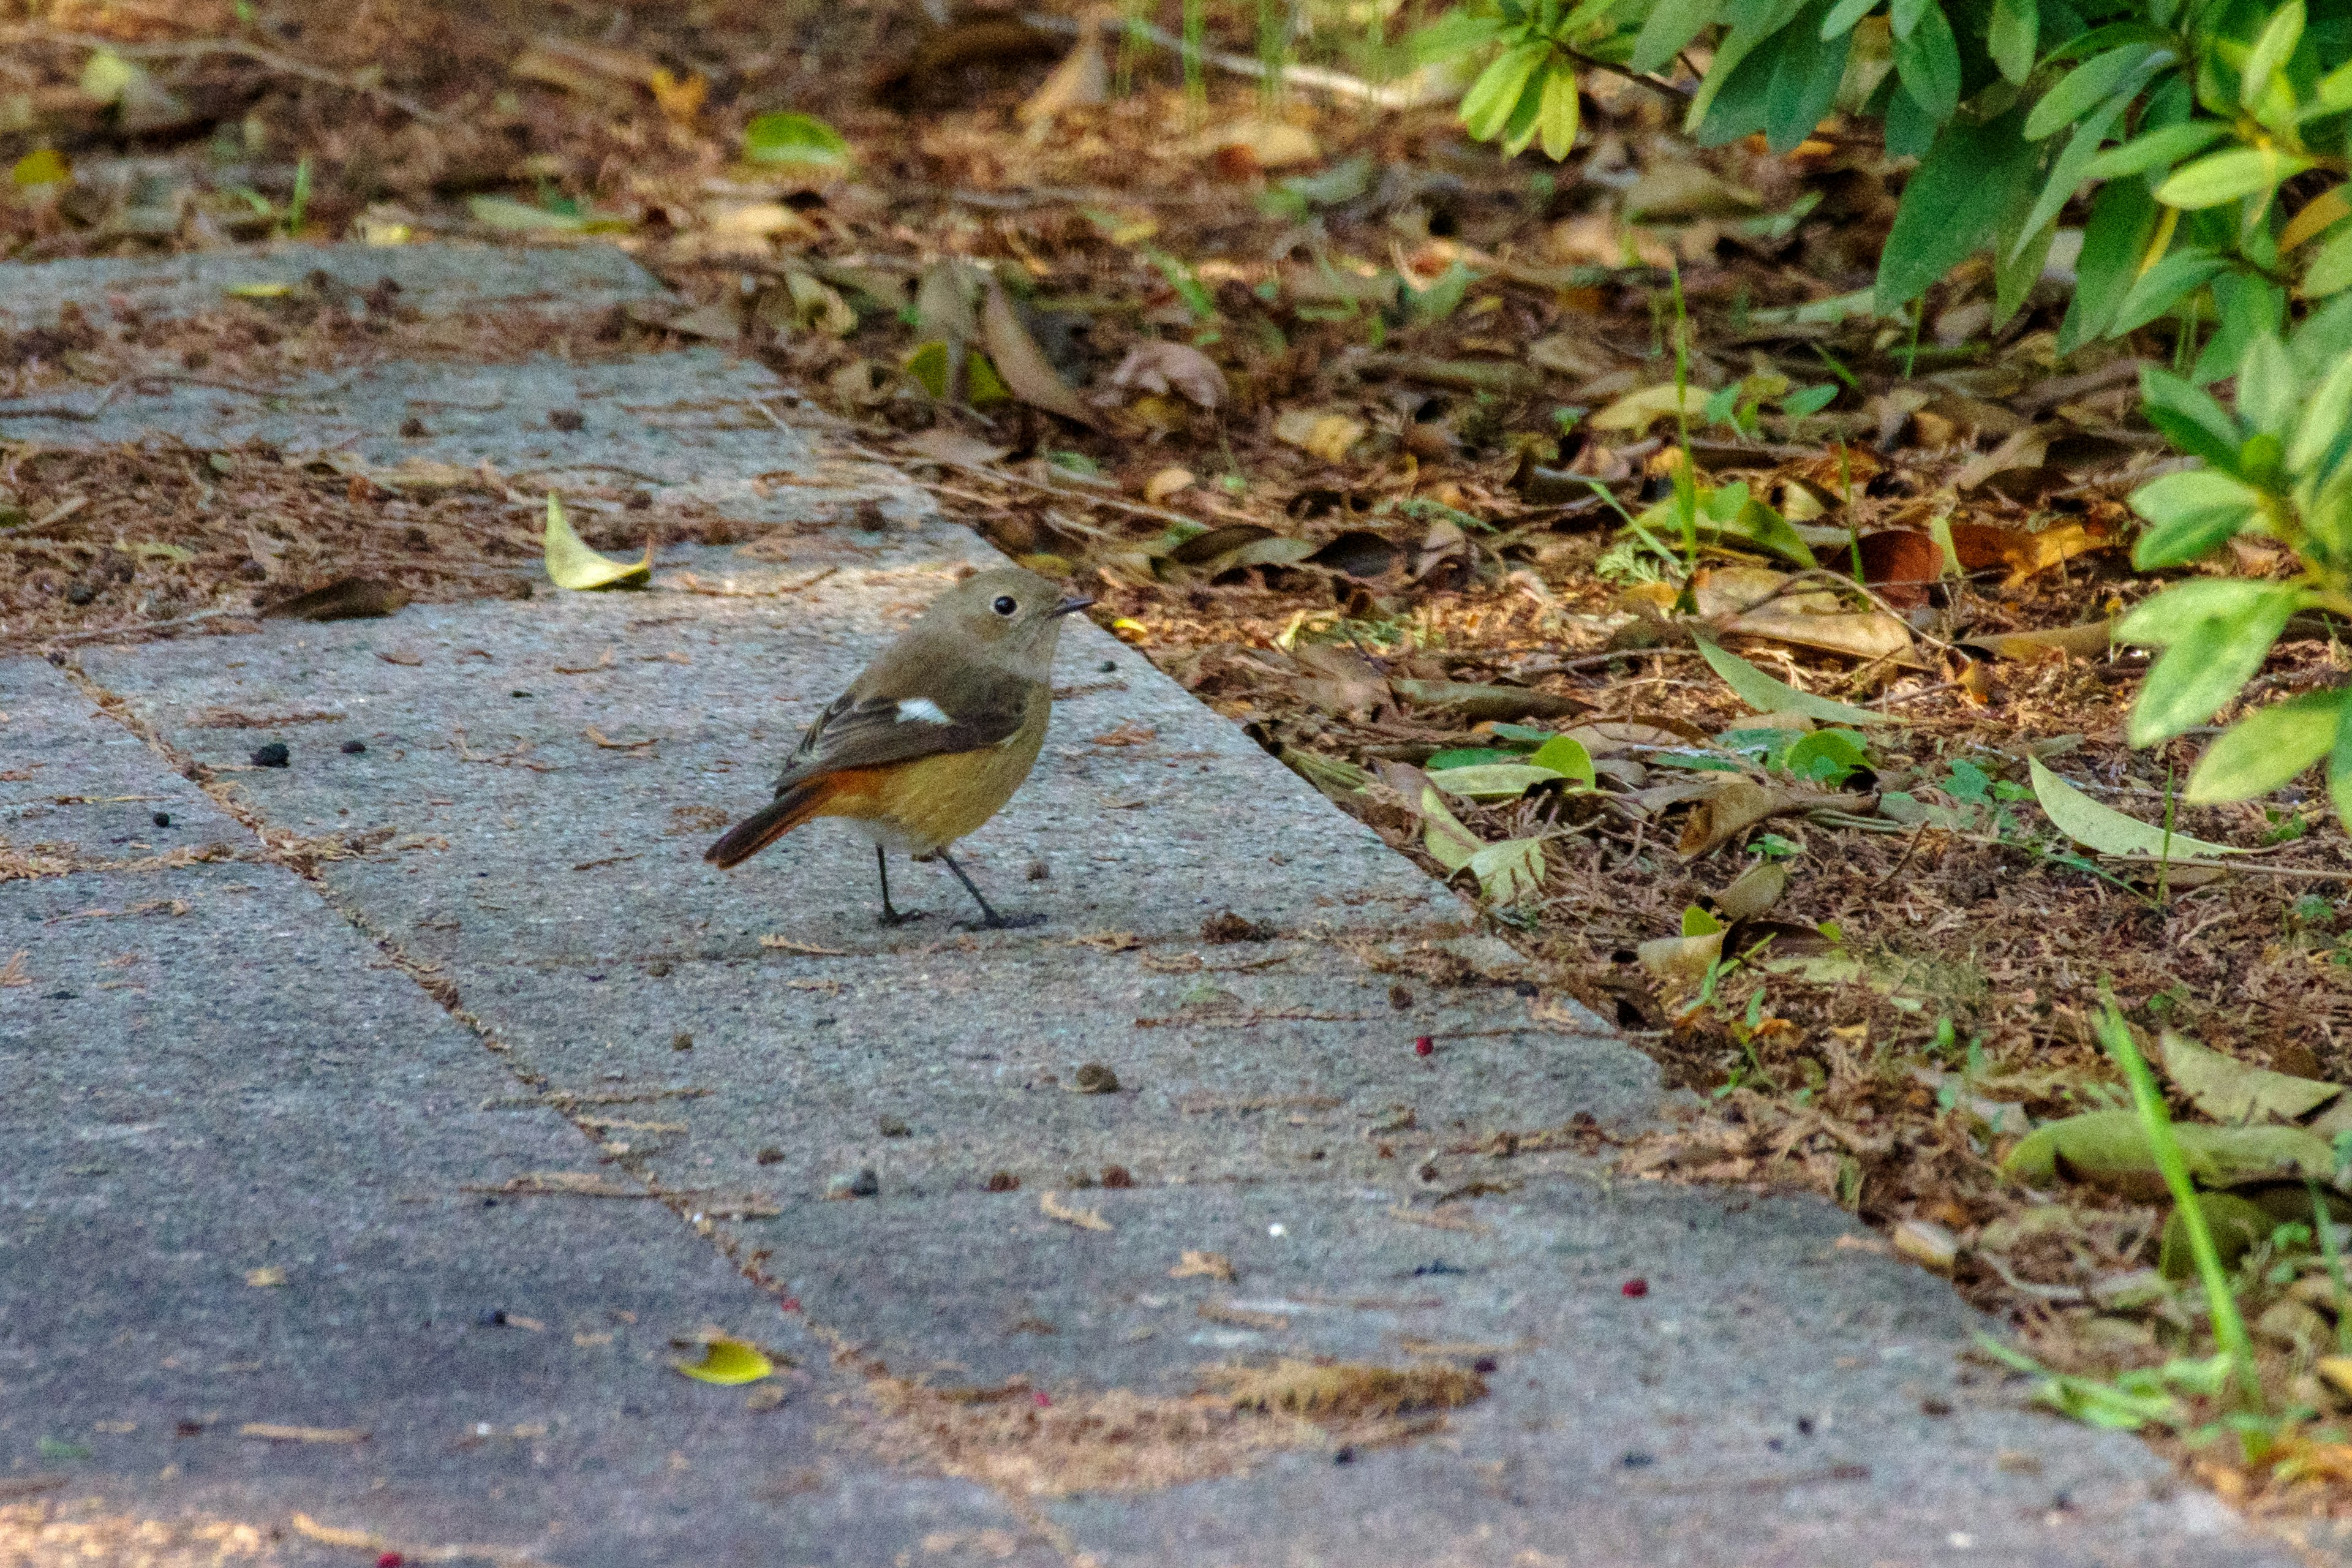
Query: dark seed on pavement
984 1170 1019 1192
152 812 171 827
342 739 367 754
251 743 289 767
756 1148 784 1165
878 1115 910 1137
1101 1165 1133 1187
671 1031 693 1050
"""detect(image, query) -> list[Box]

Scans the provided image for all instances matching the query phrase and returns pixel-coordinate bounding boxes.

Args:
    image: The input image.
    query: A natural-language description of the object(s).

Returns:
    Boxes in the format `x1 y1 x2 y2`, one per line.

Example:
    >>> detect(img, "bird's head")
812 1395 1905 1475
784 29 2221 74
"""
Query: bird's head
929 565 1093 679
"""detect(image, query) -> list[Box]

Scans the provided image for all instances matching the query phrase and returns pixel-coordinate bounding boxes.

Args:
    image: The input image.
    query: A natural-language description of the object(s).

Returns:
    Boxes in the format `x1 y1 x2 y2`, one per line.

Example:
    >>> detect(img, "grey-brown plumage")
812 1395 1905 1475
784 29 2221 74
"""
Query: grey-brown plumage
704 565 1090 925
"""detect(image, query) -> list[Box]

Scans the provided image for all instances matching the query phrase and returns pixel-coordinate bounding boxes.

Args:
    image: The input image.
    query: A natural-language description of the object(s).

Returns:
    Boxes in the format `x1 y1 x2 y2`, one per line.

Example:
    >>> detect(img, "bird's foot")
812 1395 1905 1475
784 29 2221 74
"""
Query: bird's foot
878 908 930 929
967 910 1046 931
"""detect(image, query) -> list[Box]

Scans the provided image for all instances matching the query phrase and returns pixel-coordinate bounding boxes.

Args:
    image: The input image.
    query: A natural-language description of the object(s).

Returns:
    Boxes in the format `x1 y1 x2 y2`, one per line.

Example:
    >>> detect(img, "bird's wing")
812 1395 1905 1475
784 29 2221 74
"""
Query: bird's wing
775 673 1036 791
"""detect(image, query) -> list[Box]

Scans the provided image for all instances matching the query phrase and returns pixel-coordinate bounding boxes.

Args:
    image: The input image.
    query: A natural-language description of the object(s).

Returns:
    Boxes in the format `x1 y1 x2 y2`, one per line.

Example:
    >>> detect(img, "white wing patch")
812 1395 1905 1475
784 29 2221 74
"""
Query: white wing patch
895 698 952 725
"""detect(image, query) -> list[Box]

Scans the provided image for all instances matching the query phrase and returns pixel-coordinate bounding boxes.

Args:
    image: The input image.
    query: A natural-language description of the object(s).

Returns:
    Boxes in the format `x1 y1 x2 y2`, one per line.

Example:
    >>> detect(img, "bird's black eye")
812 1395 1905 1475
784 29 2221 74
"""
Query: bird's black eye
992 595 1018 617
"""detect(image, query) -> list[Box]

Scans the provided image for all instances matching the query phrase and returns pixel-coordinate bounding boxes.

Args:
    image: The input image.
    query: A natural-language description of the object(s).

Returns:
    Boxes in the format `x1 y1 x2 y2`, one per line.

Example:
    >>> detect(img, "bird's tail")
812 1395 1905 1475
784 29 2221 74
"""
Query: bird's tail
704 780 829 869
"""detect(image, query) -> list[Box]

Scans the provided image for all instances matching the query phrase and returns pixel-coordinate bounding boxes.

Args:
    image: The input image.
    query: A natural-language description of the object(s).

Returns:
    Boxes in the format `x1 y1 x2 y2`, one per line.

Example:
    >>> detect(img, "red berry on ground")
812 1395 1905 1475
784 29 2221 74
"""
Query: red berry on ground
1621 1278 1648 1298
1414 1035 1434 1057
1034 1391 1052 1408
377 1555 404 1568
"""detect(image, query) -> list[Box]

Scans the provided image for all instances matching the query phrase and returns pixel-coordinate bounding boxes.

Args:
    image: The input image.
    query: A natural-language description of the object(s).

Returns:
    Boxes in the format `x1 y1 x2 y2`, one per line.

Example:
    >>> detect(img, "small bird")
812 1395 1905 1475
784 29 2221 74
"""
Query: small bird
704 565 1092 928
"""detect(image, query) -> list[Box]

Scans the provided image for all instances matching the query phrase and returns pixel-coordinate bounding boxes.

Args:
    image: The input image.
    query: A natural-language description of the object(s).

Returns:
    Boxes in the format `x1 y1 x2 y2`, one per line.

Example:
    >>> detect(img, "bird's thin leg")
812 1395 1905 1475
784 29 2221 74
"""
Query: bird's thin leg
936 850 1041 930
875 845 916 927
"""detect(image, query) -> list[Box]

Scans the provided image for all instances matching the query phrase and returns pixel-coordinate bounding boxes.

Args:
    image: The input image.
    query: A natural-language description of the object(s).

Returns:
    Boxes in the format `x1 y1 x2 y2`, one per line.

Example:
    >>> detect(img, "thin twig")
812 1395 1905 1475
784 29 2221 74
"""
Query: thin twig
1021 11 1449 108
6 25 447 124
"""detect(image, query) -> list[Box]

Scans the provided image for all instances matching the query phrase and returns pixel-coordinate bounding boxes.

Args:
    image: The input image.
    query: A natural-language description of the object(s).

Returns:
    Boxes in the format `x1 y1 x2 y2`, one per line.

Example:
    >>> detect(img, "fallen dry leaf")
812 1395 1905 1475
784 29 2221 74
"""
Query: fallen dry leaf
1110 341 1229 410
1040 1190 1113 1231
980 281 1106 431
238 1423 368 1444
1172 1249 1238 1281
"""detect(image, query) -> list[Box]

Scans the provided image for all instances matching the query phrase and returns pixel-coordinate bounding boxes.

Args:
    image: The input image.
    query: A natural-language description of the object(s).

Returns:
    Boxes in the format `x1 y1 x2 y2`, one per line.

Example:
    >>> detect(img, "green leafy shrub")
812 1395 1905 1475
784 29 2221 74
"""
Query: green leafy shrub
1417 0 2352 348
1417 0 2352 826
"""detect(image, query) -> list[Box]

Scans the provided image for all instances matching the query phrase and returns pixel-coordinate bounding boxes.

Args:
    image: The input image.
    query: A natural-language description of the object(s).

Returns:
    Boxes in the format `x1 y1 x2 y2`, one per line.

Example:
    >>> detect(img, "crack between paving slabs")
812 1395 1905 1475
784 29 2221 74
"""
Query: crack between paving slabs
47 654 1117 1559
56 652 1518 1547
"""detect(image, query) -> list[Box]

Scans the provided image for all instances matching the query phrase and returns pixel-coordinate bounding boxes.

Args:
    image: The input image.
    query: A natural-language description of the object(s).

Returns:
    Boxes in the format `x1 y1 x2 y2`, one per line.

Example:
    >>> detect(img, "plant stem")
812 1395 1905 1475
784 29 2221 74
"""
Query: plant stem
1183 0 1208 122
2312 1182 2352 1357
2096 1006 2261 1411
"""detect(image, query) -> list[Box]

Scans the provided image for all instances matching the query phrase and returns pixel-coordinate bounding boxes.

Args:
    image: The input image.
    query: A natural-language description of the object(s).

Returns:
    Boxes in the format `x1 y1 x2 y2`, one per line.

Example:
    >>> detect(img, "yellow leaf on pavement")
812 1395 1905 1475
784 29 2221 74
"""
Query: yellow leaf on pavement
543 494 650 591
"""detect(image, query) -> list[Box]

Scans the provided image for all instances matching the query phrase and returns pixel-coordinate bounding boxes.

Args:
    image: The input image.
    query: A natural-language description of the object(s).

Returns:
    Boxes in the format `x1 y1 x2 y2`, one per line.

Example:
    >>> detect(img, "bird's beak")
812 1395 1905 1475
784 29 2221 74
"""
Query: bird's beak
1050 595 1095 617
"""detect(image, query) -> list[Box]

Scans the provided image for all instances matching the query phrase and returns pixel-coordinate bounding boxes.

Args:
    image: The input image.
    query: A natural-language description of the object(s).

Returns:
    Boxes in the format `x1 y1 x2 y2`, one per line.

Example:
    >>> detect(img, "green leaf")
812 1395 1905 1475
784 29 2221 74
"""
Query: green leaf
1409 7 1509 64
1428 763 1568 801
2124 586 2300 745
2288 355 2352 475
2023 43 2163 140
1765 2 1852 152
2001 1107 2329 1189
1684 0 1810 132
1631 0 1721 73
1537 61 1582 160
1890 0 1927 39
742 111 850 169
2112 248 2229 334
1528 733 1599 786
2015 91 2133 260
2172 1022 2340 1121
1467 836 1550 902
1498 61 1554 158
2128 467 2263 536
2138 365 2244 470
2236 331 2296 437
1428 747 1526 769
2060 176 2157 350
1988 0 2038 84
2028 756 2239 856
2329 717 2352 831
2239 0 2304 111
2185 692 2347 804
1876 107 2039 311
2128 484 2260 570
467 194 593 233
1821 0 1877 36
1461 42 1550 140
1784 727 1870 783
1695 637 1898 724
2307 223 2352 299
2320 57 2352 112
2116 577 2280 644
1995 216 2056 326
2084 119 2226 180
1891 0 1961 119
543 494 650 590
2155 146 2315 210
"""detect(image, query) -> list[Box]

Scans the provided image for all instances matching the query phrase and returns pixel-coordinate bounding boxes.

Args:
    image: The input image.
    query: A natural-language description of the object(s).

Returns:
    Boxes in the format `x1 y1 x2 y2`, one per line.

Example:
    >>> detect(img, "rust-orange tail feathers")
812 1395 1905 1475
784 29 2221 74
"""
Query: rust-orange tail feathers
703 779 832 869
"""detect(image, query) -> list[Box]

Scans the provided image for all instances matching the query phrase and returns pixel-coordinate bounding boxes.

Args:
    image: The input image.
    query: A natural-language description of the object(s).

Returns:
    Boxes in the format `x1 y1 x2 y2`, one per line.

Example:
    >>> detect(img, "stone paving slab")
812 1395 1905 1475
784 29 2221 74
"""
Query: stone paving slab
5 242 2324 1566
79 544 1453 951
0 238 664 335
1 659 1060 1567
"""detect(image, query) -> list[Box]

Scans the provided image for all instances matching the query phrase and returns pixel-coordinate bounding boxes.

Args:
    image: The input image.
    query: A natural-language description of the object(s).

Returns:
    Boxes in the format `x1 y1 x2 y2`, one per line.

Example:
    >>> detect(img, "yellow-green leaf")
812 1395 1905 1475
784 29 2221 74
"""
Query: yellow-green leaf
1467 836 1548 902
2155 147 2313 211
2026 756 2238 858
1428 763 1564 801
742 111 850 170
672 1336 774 1385
1526 733 1597 786
79 49 137 104
2157 1029 2343 1125
2001 1108 2335 1195
543 494 650 590
10 148 69 188
1695 638 1894 725
226 281 295 300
